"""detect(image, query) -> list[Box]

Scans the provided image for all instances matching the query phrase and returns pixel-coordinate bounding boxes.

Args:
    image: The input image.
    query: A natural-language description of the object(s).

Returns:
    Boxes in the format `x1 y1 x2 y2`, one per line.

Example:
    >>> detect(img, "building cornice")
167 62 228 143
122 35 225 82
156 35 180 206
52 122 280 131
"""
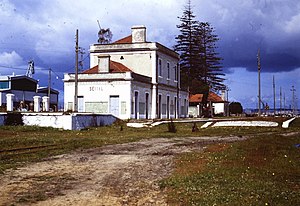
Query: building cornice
90 42 179 59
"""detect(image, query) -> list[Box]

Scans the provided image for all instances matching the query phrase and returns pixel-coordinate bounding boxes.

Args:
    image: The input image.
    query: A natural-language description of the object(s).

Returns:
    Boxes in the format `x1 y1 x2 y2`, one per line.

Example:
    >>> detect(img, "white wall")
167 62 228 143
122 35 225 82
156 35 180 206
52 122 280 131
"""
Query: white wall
0 113 117 130
64 78 132 119
213 103 225 115
156 51 179 88
131 81 152 119
110 51 153 77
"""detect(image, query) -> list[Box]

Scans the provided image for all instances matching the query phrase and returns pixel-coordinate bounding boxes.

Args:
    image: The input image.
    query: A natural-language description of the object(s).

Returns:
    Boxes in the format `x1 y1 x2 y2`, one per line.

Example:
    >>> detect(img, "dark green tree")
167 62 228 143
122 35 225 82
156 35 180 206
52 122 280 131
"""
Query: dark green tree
174 0 202 93
196 22 225 91
229 102 243 114
175 1 225 94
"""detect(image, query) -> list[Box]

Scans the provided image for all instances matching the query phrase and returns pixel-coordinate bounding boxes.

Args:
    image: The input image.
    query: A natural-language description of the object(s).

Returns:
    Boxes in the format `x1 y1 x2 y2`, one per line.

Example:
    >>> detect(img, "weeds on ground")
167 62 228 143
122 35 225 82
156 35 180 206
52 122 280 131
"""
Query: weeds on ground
160 132 300 205
0 117 296 174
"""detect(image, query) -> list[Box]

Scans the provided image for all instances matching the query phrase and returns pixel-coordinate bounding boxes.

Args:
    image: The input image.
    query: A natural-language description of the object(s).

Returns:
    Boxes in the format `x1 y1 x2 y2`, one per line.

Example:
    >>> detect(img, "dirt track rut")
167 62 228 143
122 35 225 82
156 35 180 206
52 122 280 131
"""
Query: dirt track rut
0 136 246 205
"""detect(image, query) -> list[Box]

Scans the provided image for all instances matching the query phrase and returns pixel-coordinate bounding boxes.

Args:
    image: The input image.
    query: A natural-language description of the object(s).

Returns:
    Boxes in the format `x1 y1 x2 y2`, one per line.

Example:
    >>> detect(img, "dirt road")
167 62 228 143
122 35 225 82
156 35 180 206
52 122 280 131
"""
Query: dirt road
0 136 246 206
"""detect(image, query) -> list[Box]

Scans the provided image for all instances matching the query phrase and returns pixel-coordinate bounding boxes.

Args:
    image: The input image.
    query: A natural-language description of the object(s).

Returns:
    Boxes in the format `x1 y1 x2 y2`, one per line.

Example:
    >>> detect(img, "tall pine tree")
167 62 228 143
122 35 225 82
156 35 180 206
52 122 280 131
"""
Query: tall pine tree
196 22 225 91
174 0 201 93
175 1 225 94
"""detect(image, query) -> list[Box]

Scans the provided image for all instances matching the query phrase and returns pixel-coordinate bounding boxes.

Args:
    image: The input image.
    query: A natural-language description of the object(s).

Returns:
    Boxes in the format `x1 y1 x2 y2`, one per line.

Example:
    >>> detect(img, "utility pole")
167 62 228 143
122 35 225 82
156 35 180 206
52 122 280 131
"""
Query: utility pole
48 68 51 106
291 85 296 116
226 86 230 116
279 87 282 115
74 29 79 112
273 75 275 115
284 92 286 115
257 48 261 116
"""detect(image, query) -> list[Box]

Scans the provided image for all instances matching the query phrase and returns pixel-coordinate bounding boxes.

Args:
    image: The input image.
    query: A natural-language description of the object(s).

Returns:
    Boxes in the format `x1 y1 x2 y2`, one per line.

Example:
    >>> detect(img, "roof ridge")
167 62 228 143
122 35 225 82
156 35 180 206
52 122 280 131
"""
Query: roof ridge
82 60 132 74
114 35 132 44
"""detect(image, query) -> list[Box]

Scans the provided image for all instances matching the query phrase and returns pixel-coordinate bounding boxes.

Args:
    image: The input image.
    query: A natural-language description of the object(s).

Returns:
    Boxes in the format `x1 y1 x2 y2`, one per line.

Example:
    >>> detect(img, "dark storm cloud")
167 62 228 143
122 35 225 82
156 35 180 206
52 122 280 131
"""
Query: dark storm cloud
1 0 300 75
194 0 300 73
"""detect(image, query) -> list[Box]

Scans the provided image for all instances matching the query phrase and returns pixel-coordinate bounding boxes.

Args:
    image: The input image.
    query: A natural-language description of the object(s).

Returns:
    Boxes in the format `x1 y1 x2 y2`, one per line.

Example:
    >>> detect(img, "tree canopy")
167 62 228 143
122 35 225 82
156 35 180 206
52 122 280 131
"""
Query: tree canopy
229 102 243 114
175 0 225 95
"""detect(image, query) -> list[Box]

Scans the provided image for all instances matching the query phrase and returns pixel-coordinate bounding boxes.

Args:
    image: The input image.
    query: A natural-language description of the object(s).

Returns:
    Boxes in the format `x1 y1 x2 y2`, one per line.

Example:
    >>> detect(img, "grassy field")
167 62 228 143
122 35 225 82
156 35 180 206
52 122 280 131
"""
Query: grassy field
0 117 299 205
160 118 300 205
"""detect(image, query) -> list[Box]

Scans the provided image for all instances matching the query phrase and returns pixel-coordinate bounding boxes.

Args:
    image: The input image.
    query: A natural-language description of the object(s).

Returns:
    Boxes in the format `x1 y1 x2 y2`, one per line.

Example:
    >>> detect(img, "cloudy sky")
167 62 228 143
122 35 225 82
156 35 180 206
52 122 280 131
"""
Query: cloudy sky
0 0 299 109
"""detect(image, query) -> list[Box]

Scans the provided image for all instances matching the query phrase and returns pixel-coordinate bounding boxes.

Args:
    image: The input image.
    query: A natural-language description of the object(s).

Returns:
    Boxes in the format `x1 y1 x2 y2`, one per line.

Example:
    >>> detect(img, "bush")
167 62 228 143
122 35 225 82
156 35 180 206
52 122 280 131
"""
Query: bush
4 112 24 126
229 102 243 114
168 119 177 133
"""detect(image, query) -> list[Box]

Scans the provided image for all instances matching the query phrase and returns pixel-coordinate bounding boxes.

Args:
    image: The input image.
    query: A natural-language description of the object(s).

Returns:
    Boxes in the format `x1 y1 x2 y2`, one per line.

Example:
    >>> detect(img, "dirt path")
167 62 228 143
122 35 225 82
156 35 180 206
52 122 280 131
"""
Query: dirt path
0 136 246 206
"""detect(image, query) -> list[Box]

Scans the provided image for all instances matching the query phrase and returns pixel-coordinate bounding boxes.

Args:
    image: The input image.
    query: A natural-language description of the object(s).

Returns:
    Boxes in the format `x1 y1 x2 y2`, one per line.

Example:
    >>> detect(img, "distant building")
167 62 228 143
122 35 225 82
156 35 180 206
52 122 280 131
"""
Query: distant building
0 75 59 111
189 92 229 117
64 25 189 119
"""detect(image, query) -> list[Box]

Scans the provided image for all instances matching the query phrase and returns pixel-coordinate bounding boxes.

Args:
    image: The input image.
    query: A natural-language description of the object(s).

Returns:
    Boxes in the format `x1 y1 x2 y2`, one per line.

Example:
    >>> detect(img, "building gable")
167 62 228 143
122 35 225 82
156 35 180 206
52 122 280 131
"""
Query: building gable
189 92 225 104
114 35 132 44
82 60 132 74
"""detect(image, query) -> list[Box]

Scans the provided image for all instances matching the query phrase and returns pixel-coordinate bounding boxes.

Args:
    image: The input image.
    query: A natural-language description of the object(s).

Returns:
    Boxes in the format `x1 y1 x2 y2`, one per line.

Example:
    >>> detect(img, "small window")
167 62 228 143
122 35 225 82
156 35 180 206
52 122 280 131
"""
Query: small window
174 65 178 81
167 62 170 79
0 81 9 89
158 59 162 77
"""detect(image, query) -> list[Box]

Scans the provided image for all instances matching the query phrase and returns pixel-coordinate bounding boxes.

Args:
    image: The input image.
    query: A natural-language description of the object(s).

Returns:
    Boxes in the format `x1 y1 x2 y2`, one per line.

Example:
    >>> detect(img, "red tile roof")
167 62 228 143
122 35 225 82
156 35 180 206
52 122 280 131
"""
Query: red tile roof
189 92 225 103
189 94 204 103
82 60 132 74
114 35 132 44
208 92 224 102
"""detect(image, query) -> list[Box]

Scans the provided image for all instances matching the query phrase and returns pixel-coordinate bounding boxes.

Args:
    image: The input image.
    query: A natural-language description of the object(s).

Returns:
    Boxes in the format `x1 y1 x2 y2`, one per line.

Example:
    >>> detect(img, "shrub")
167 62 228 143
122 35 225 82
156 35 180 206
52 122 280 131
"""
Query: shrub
229 102 243 114
4 112 24 126
168 119 177 133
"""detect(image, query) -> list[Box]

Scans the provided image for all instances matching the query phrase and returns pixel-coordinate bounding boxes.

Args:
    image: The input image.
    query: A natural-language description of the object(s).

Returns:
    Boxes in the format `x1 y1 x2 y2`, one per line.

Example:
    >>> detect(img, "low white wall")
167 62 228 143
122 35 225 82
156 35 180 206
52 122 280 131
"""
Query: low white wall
71 114 117 130
0 113 117 130
282 117 296 128
22 113 72 130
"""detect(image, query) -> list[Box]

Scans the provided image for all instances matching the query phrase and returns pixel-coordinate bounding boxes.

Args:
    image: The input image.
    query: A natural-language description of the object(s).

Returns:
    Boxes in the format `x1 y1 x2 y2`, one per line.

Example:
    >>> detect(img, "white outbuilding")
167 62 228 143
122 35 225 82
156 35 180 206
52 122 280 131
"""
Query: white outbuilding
0 75 59 111
64 25 189 119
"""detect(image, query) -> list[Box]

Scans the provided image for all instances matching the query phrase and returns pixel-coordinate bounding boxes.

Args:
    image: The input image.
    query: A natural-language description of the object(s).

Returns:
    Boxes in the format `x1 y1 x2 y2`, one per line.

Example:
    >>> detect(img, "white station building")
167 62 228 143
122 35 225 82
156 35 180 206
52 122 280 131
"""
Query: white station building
64 25 189 119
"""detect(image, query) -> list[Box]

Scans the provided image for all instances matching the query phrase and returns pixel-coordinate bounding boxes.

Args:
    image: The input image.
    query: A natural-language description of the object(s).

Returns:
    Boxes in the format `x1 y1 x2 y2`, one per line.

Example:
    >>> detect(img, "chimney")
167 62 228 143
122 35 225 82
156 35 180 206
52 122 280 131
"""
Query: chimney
131 25 146 43
221 90 226 101
98 55 110 73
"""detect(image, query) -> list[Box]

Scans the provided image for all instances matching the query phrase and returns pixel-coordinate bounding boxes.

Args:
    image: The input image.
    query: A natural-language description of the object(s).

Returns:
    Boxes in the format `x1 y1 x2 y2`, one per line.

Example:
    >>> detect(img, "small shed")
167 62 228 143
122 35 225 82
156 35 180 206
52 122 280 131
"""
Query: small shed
189 92 229 117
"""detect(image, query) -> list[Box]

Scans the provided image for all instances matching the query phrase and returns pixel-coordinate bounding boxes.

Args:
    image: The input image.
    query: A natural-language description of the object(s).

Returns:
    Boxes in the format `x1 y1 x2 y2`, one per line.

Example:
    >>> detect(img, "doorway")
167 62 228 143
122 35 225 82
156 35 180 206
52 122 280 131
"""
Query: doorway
109 96 120 117
78 96 84 112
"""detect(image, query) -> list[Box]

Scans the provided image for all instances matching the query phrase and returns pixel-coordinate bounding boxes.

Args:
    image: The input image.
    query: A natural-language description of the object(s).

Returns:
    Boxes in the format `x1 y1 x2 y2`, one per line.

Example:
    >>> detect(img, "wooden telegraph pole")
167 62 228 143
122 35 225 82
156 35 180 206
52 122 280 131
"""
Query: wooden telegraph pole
48 68 51 108
257 49 261 116
273 75 275 115
280 86 282 115
291 85 296 116
74 29 79 112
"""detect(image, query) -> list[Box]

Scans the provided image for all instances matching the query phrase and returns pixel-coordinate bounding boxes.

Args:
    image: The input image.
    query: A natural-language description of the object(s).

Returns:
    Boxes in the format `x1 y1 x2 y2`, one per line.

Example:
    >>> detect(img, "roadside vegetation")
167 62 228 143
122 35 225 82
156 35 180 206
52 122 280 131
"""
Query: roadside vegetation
0 117 299 205
161 118 300 205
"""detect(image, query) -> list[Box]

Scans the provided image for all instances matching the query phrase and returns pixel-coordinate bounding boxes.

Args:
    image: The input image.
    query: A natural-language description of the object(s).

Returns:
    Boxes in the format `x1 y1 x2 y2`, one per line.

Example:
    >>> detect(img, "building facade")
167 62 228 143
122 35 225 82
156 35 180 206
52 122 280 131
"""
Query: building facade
64 25 189 119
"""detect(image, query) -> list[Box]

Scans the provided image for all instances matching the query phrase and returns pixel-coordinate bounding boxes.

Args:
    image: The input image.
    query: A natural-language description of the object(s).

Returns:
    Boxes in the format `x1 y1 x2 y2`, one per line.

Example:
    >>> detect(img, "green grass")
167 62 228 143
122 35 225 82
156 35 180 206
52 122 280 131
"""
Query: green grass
1 117 299 205
0 117 297 174
160 119 300 206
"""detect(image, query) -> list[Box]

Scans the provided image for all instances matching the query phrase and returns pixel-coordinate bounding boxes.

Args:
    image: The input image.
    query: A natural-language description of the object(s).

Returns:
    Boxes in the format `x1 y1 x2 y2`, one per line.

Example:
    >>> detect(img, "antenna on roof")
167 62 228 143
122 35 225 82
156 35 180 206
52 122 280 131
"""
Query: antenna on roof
26 60 35 78
97 20 113 44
